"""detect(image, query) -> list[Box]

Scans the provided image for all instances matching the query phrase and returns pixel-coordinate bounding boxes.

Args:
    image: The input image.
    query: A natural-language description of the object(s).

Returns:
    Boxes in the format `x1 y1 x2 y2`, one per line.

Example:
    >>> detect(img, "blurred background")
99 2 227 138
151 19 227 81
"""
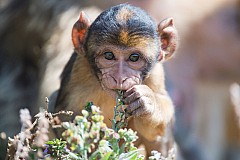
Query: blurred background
0 0 240 159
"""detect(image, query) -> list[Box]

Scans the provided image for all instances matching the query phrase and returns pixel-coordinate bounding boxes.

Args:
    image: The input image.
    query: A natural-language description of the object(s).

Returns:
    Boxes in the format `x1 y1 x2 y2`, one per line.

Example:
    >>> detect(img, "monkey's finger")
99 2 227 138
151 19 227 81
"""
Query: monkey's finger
125 91 141 104
129 99 148 117
131 107 145 117
124 87 134 98
126 99 141 114
124 85 139 98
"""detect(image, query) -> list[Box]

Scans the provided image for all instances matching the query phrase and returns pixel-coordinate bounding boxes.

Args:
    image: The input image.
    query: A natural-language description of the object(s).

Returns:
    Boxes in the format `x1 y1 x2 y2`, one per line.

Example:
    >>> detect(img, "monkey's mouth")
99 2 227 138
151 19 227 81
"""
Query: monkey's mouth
109 89 126 99
114 89 126 99
100 81 128 99
102 86 126 99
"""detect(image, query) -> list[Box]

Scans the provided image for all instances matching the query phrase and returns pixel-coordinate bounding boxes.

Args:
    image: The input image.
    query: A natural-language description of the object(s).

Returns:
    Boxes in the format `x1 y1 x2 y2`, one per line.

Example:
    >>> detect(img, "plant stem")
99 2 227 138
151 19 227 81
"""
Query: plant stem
112 90 128 132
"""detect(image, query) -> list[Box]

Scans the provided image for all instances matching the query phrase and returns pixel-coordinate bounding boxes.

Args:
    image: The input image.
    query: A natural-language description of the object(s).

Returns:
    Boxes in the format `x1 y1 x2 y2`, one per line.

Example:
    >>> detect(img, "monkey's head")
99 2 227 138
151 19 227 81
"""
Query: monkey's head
72 4 178 97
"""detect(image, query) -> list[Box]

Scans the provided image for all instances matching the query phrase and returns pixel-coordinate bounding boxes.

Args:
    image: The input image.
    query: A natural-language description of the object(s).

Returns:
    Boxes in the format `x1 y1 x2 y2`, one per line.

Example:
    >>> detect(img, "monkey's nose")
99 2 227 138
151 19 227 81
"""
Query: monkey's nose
114 77 127 89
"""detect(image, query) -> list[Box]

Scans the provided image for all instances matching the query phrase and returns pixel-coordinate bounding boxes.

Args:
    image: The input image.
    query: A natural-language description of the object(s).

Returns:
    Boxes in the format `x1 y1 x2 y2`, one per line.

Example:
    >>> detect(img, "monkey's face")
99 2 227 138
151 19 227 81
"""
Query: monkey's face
95 45 151 97
71 4 177 98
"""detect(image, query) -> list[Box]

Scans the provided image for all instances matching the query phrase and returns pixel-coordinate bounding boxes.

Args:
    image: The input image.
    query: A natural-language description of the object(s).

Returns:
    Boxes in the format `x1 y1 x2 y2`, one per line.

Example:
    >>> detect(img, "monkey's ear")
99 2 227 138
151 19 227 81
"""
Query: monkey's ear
158 18 178 61
72 11 91 54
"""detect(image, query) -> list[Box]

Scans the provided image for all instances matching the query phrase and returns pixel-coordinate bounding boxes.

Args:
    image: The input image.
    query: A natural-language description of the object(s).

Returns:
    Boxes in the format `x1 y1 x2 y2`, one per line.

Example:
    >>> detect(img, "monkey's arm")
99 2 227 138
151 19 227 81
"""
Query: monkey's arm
125 86 174 141
125 63 174 141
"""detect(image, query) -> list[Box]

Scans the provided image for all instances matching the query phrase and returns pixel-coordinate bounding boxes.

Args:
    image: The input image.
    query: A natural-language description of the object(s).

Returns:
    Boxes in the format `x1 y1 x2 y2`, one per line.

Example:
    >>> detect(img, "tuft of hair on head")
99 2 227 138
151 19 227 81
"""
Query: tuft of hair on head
116 6 133 22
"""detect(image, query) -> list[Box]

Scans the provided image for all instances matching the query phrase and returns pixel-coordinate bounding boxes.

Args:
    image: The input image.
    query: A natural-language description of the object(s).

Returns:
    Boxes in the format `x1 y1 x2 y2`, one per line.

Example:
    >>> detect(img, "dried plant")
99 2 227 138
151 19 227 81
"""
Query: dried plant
14 108 32 159
6 98 74 160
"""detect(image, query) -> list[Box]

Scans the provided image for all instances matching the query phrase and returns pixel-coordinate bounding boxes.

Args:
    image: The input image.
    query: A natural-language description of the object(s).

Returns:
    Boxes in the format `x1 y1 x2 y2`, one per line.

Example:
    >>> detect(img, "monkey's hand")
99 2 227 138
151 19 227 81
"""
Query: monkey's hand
124 85 156 117
124 85 174 140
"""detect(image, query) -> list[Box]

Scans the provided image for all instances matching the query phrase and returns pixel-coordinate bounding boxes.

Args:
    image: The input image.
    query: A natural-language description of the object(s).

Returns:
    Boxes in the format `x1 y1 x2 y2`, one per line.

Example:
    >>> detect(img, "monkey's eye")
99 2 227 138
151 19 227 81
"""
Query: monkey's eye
129 53 140 62
104 52 115 60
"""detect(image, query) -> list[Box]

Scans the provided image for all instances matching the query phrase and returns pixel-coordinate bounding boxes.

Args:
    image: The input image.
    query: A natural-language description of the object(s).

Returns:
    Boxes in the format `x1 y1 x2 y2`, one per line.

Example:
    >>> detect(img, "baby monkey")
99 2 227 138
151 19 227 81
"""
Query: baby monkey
54 4 178 157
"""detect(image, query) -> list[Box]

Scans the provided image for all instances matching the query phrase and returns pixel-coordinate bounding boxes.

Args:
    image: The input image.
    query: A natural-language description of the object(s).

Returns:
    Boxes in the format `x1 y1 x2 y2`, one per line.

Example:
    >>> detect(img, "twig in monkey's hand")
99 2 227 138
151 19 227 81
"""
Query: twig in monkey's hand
112 90 130 132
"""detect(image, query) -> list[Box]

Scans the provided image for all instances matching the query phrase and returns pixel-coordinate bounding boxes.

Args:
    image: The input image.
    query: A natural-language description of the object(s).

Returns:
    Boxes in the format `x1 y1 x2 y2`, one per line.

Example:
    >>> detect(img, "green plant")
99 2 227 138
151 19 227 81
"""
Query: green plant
7 92 175 159
112 90 129 132
44 102 143 160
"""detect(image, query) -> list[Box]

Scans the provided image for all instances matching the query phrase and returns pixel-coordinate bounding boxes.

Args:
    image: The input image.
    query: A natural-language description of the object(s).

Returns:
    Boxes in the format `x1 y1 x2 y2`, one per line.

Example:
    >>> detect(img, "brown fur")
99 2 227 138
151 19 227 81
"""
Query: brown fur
116 7 133 22
119 29 129 45
61 54 116 127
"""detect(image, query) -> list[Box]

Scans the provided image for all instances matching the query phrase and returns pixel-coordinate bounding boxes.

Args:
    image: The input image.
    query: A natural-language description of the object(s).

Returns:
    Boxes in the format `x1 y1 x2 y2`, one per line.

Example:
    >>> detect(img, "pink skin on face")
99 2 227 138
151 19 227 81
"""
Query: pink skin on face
95 45 146 98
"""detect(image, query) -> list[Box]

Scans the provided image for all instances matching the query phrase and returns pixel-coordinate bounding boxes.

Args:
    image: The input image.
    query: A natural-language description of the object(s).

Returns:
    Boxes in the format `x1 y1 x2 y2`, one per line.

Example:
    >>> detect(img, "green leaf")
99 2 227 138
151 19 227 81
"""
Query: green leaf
46 141 54 145
68 152 80 159
89 150 99 160
102 151 113 160
118 150 139 160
